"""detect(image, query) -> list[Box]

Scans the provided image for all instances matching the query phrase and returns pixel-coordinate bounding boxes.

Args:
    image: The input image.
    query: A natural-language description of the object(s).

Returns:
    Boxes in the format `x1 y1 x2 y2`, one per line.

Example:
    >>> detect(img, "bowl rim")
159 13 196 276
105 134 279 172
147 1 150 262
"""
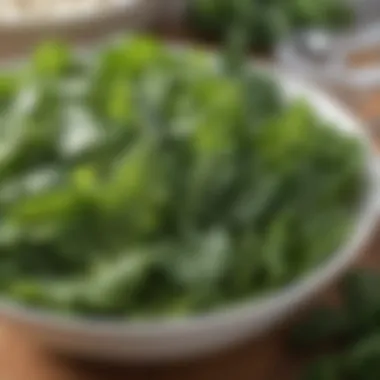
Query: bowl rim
0 44 378 337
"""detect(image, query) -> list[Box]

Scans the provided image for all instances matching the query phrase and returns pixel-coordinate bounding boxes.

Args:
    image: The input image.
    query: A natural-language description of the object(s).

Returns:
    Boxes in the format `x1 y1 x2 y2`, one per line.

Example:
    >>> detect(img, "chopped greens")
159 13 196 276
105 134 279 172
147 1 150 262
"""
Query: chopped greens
293 272 380 380
187 0 353 52
0 36 365 318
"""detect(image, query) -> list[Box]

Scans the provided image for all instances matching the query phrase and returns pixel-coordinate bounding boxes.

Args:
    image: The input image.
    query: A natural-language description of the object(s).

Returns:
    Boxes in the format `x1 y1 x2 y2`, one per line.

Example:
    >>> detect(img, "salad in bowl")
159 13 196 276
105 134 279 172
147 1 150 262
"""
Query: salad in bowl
0 36 377 361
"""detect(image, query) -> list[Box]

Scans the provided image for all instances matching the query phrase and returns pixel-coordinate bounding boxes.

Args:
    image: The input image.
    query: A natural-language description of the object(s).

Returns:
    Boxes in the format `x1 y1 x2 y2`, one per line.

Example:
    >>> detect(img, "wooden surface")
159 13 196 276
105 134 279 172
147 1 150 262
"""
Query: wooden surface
1 19 380 380
0 324 297 380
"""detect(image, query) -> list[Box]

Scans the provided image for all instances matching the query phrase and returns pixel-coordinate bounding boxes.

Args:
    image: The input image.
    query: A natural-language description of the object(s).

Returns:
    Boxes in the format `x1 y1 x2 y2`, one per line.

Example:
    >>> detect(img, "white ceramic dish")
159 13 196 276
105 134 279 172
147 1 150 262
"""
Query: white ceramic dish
0 0 148 30
0 0 156 61
276 22 380 91
276 0 380 90
0 56 378 362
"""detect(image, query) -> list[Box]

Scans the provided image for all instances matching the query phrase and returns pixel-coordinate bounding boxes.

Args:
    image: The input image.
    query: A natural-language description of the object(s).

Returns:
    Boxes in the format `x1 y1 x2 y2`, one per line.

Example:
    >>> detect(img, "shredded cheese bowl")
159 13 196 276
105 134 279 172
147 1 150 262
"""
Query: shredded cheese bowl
0 0 150 31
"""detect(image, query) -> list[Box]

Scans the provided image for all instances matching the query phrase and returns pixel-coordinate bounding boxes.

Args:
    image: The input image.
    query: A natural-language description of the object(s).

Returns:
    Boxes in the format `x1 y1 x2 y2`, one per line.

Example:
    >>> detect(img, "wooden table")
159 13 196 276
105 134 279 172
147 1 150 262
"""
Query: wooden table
1 20 380 380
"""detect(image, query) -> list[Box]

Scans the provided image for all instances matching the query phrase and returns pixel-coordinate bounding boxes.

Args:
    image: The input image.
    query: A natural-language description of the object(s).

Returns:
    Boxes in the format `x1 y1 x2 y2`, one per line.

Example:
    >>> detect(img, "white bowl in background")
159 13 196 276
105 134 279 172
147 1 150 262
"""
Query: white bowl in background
0 60 378 362
0 0 150 30
276 0 380 90
0 0 156 59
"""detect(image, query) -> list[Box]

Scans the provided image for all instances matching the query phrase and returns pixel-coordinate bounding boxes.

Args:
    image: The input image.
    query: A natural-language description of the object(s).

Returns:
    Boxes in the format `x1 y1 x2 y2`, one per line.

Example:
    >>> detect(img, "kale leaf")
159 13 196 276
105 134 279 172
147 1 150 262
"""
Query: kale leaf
0 36 365 318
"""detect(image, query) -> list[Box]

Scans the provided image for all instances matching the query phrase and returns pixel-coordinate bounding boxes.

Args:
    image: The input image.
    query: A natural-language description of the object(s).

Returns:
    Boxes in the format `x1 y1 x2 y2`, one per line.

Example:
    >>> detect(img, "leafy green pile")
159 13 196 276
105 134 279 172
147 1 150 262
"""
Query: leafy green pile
186 0 353 52
292 272 380 380
0 36 365 318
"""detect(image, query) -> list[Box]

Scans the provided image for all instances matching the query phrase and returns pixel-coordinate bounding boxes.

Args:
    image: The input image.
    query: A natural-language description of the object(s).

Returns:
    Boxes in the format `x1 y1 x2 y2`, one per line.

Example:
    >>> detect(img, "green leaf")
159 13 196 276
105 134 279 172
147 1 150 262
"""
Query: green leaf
170 229 230 291
187 0 352 52
0 36 364 318
341 272 380 334
33 42 71 78
290 307 351 350
301 356 342 380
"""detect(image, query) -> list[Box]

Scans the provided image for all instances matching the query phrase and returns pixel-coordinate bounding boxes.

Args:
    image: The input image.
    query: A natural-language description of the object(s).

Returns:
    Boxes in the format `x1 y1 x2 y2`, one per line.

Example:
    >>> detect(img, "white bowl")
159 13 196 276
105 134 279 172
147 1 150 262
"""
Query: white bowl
276 0 380 91
0 0 155 59
0 63 379 363
0 0 149 30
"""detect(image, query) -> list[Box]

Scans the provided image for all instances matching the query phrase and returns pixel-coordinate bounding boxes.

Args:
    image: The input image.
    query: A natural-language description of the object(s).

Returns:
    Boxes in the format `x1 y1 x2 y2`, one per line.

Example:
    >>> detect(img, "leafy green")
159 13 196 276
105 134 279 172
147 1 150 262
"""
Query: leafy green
0 36 365 318
292 272 380 380
186 0 353 52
